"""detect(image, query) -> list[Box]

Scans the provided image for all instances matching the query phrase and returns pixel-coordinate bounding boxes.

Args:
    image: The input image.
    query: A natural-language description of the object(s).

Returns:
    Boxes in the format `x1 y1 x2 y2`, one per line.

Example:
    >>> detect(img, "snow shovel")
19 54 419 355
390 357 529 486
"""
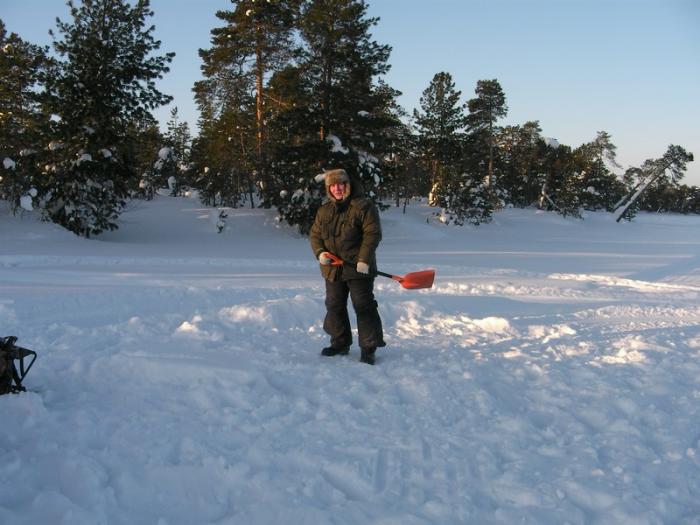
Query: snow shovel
327 253 435 290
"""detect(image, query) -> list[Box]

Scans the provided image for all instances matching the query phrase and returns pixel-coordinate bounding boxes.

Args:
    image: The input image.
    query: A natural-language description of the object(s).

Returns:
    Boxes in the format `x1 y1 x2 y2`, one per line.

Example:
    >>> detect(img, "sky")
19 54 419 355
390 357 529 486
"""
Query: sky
2 0 699 184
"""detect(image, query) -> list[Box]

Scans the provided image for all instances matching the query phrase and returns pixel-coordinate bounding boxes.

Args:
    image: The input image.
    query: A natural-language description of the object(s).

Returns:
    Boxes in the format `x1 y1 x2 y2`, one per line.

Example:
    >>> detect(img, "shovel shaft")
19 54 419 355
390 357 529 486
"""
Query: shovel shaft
329 255 395 280
324 253 434 289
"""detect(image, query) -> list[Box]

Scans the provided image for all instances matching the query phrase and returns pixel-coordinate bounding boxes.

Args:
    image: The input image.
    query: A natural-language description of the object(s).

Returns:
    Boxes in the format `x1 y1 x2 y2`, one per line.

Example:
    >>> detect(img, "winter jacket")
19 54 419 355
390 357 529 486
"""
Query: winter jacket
310 175 382 282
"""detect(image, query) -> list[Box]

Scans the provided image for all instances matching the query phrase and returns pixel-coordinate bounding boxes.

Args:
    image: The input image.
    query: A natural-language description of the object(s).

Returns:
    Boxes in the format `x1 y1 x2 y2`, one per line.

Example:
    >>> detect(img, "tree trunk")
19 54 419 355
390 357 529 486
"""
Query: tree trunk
254 38 267 203
428 160 441 206
487 119 494 189
614 158 674 222
614 175 656 222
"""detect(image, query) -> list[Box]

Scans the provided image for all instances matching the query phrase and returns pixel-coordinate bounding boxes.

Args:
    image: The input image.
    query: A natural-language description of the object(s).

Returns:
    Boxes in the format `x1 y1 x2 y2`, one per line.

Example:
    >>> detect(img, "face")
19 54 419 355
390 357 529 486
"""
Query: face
329 182 347 200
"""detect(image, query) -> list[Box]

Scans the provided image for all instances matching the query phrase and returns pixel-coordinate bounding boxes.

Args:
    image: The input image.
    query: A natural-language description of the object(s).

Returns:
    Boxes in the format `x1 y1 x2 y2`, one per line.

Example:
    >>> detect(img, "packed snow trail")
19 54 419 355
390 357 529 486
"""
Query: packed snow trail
1 195 700 524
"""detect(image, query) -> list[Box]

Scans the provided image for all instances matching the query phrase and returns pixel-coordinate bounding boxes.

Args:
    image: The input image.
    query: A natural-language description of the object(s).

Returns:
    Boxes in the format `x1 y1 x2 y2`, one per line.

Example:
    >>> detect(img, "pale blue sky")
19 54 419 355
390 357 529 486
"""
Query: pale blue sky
3 0 699 184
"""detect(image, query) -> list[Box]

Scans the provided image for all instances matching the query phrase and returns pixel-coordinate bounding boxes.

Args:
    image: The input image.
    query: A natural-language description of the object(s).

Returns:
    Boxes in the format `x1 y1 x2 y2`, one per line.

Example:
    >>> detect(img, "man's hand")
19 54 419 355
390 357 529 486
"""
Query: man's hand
319 252 334 265
356 261 370 274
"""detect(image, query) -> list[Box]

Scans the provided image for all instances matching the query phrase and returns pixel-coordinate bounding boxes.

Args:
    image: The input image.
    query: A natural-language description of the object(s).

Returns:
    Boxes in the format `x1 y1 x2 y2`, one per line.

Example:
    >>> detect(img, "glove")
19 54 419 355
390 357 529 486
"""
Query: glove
356 261 370 274
319 252 333 265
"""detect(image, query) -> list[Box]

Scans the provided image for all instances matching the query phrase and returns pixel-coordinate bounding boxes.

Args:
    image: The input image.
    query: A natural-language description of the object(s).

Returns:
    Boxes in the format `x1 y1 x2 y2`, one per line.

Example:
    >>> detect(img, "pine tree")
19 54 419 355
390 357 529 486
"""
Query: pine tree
264 64 327 232
573 131 625 211
42 0 174 237
496 121 544 207
535 140 580 216
412 72 467 206
382 115 427 211
0 21 51 212
614 145 694 222
190 105 256 208
196 0 301 206
129 115 163 199
466 79 507 191
434 167 493 226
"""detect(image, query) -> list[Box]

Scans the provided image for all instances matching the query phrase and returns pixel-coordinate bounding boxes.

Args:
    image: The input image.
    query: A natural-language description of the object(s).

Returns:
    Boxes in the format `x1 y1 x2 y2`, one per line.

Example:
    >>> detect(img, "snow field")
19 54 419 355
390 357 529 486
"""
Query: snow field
2 196 700 524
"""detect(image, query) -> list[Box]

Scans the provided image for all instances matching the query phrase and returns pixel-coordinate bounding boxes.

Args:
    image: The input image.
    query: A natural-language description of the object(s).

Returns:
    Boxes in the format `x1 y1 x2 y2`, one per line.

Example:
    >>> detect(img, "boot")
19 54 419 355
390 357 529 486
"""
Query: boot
321 346 349 357
360 347 376 365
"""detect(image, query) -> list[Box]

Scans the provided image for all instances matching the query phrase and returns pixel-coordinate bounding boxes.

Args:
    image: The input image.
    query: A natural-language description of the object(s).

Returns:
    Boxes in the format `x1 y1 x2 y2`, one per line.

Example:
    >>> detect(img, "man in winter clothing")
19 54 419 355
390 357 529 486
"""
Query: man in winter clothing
310 168 385 365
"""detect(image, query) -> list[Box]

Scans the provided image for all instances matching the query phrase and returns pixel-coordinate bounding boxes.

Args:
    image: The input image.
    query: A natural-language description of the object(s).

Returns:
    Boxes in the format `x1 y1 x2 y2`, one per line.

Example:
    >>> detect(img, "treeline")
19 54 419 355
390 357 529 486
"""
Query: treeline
0 0 696 237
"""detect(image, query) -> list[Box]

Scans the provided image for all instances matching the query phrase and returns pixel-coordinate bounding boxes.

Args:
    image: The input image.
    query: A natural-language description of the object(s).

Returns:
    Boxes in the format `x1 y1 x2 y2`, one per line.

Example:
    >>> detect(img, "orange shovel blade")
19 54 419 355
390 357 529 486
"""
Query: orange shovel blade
393 269 435 290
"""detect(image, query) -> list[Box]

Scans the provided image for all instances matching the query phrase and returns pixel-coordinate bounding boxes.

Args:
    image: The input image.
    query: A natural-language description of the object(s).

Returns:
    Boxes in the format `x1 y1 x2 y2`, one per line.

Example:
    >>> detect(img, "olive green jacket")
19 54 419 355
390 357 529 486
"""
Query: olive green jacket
310 181 382 281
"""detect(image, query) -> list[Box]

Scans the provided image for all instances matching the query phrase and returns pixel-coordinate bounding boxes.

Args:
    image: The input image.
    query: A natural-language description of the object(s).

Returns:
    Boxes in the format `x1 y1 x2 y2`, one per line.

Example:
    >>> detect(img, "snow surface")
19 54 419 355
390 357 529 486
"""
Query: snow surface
1 194 700 524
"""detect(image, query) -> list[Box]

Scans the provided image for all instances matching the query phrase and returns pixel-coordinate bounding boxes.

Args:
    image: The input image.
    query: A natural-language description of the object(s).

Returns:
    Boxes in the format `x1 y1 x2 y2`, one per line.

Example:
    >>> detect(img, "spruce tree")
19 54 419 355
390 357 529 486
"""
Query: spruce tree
42 0 173 237
162 107 192 194
165 107 192 164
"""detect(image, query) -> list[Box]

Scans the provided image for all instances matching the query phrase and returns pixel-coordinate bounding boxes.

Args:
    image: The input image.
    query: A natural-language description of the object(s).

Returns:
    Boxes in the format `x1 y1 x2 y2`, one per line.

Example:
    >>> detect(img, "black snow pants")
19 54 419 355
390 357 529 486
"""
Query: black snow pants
324 277 385 350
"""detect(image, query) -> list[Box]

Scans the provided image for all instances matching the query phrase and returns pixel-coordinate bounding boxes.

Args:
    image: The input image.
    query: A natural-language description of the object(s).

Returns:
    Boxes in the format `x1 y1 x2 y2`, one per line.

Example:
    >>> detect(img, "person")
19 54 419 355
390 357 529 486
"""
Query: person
310 168 386 365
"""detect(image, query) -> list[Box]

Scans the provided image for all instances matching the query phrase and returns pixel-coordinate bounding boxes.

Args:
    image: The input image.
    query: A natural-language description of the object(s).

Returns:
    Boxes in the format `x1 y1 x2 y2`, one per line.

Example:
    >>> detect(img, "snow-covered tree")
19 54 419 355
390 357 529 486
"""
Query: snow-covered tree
268 0 398 233
433 168 493 226
140 146 177 199
41 0 174 237
496 121 545 207
0 21 51 212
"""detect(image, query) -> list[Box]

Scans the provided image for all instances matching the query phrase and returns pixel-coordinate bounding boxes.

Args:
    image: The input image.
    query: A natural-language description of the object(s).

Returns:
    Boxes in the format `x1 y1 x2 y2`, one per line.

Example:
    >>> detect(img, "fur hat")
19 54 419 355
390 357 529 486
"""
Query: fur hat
324 169 351 200
324 169 349 187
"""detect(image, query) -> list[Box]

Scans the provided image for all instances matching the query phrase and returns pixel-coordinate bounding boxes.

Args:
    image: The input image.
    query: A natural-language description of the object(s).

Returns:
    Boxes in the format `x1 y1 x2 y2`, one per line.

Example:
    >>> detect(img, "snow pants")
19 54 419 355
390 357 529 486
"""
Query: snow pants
324 278 385 350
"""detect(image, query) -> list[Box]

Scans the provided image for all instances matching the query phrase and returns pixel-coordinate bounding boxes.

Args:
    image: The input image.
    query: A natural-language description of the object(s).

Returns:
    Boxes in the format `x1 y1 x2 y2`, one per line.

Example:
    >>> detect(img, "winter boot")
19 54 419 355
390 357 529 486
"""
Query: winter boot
360 347 376 365
321 346 350 357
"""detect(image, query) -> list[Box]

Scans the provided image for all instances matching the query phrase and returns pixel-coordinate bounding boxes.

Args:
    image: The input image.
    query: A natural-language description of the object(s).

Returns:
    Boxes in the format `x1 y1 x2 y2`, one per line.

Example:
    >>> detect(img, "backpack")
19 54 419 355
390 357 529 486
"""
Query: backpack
0 336 37 394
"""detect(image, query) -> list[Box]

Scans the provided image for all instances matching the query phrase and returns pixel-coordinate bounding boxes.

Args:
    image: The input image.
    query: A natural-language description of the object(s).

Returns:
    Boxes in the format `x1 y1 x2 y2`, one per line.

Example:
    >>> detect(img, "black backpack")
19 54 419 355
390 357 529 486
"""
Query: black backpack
0 336 37 394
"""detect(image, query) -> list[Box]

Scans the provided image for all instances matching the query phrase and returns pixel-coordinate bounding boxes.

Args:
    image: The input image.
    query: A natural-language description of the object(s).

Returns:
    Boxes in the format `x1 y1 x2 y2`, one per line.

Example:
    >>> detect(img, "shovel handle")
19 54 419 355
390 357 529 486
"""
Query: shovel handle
326 253 344 266
325 254 400 281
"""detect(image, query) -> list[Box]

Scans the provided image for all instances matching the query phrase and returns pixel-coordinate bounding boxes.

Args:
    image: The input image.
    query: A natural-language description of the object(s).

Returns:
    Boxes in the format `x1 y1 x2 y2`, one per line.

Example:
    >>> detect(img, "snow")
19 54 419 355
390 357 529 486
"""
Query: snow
159 147 173 160
1 194 700 524
19 194 33 212
327 134 349 154
76 153 92 165
543 137 560 149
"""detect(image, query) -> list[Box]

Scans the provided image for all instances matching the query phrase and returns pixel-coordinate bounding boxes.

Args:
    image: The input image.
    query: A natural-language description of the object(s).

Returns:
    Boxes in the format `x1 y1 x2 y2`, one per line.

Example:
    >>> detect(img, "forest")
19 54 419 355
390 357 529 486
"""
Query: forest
0 0 696 237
